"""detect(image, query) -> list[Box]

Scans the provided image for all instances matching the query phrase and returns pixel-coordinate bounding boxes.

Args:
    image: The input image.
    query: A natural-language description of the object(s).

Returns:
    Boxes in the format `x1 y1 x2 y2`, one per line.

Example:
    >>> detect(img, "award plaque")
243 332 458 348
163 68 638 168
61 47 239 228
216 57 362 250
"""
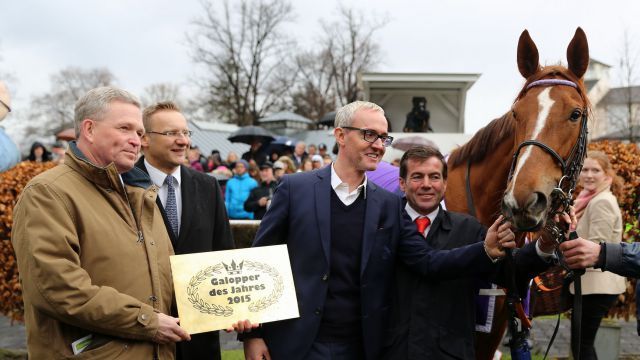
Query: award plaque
170 244 299 334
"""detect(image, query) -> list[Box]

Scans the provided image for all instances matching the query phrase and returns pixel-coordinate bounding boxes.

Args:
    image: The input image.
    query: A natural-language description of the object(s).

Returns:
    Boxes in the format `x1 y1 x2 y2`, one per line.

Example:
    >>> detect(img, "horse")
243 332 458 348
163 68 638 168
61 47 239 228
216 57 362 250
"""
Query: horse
445 28 591 359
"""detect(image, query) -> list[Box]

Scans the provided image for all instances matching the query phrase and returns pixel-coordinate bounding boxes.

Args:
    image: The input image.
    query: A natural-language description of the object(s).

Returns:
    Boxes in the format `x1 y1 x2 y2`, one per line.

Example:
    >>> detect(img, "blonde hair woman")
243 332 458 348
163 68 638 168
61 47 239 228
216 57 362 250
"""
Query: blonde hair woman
276 155 296 174
570 150 626 360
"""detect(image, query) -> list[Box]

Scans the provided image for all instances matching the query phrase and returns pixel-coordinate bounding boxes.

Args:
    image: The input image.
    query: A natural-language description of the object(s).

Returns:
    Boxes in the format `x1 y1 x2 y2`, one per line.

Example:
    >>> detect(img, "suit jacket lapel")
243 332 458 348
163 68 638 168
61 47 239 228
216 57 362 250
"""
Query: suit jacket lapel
177 165 194 248
315 166 332 266
361 182 380 276
135 157 179 247
156 196 178 247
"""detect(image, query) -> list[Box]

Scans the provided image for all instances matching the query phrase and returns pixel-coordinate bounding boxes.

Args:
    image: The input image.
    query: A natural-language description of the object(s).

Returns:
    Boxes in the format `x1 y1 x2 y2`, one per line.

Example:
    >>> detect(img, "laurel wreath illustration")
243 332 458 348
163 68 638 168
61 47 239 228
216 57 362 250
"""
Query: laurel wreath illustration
243 260 284 312
186 261 284 315
187 264 233 316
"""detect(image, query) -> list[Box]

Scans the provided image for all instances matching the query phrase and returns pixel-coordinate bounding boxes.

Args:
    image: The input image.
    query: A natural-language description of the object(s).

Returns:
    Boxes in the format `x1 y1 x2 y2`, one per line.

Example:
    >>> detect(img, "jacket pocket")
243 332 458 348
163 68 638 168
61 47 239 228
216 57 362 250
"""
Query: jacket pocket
64 338 128 360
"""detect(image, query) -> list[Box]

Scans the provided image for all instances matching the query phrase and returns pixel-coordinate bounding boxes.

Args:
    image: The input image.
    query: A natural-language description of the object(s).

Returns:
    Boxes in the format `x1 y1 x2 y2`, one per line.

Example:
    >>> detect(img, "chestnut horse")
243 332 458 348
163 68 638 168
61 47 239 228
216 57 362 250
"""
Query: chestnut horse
445 28 590 359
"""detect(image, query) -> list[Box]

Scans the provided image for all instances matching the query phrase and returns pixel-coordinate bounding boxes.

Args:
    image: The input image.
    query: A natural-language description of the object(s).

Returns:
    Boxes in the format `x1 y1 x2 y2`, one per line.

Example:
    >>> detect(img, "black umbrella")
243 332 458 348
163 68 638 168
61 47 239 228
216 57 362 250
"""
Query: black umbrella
265 135 296 155
227 126 276 144
318 111 336 127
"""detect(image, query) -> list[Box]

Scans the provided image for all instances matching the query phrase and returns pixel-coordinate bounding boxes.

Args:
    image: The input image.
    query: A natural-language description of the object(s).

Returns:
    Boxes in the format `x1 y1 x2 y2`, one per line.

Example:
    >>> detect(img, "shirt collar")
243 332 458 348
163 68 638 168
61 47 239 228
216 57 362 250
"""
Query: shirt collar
144 158 181 187
405 202 439 223
330 163 367 198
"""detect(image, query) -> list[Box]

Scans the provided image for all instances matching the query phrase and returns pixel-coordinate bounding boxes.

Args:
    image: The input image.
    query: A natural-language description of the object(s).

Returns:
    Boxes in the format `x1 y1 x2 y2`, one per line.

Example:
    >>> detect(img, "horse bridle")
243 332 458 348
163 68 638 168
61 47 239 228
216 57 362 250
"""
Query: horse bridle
507 78 589 236
504 78 589 360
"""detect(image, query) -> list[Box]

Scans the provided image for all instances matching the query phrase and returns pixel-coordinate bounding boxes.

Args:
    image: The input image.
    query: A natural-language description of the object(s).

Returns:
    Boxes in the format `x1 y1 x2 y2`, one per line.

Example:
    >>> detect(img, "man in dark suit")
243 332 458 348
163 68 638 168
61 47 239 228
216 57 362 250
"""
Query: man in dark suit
137 101 235 360
384 146 554 359
242 101 517 360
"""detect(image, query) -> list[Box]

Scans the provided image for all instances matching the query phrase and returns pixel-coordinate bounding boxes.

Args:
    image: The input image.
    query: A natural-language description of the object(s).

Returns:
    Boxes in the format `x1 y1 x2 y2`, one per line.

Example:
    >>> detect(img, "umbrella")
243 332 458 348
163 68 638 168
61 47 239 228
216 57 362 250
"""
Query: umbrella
391 136 438 152
318 111 336 127
227 126 275 145
266 135 297 154
56 128 77 141
366 161 401 193
259 111 313 125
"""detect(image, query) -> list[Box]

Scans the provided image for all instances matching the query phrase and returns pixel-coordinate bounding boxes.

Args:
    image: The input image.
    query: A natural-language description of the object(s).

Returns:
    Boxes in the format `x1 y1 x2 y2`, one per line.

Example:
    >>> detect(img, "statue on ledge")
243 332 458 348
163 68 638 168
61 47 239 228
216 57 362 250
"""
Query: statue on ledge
403 96 432 133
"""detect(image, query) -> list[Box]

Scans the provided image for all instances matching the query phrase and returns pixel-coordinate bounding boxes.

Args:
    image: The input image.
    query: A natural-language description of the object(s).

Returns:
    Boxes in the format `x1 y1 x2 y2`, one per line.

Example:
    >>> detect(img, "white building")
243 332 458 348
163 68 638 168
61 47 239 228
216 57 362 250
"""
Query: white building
586 58 640 142
360 72 478 160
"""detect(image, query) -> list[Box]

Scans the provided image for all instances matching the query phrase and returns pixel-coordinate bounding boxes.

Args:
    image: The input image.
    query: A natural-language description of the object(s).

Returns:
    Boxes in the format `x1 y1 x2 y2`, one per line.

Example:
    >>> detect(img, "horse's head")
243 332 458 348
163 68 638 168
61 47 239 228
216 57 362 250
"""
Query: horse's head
501 28 590 231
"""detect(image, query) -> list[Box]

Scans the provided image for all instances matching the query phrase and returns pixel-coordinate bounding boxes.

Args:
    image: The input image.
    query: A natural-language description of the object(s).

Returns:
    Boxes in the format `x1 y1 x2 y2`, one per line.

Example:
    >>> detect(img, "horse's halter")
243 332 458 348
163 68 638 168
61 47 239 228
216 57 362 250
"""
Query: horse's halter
506 78 589 235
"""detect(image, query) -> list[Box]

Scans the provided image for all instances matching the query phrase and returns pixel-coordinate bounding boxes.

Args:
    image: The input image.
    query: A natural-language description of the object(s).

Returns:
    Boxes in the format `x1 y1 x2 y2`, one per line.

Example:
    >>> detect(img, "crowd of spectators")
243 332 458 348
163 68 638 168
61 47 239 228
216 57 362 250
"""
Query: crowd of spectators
189 141 336 219
22 139 403 221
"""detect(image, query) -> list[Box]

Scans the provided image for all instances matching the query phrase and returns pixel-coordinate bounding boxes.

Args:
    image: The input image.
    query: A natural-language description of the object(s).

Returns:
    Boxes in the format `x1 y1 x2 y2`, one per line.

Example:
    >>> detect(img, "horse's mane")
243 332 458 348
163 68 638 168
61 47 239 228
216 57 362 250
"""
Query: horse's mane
448 65 591 169
449 112 515 169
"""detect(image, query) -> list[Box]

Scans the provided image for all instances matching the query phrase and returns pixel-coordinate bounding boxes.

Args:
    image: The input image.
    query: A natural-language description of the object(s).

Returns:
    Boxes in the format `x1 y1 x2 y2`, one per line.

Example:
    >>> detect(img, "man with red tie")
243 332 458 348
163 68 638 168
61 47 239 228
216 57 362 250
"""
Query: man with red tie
383 146 553 359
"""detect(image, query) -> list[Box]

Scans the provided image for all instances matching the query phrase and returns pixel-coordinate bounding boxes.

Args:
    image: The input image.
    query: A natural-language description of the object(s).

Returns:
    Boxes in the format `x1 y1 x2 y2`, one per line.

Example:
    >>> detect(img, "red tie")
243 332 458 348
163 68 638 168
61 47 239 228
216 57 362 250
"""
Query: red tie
415 217 431 235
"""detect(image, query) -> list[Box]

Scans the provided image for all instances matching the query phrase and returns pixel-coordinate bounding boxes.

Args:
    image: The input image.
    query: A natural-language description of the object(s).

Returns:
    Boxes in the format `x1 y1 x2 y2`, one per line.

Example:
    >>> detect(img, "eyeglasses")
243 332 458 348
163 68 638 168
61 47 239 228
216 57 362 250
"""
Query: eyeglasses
341 126 394 147
0 99 11 113
147 130 193 138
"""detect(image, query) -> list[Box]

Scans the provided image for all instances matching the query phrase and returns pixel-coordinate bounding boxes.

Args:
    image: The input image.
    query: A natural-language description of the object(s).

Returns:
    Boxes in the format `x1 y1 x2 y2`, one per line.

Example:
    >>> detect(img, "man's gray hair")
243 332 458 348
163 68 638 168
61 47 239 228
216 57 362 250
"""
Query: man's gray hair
334 101 384 128
74 86 141 137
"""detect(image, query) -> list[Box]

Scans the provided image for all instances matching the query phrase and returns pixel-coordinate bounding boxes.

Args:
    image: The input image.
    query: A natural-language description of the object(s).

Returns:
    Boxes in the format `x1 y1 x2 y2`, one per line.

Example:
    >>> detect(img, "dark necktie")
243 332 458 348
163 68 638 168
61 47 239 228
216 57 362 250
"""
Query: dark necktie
415 217 431 236
164 175 179 237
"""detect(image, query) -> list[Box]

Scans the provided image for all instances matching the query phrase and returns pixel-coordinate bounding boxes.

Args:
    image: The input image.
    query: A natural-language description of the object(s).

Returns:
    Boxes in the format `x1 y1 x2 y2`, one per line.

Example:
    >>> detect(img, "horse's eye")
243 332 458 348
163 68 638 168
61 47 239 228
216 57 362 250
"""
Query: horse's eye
569 109 582 122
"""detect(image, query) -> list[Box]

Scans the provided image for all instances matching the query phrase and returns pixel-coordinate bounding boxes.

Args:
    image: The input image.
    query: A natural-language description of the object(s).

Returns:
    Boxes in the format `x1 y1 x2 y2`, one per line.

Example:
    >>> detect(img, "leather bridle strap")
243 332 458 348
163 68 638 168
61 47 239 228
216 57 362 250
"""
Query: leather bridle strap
465 159 476 218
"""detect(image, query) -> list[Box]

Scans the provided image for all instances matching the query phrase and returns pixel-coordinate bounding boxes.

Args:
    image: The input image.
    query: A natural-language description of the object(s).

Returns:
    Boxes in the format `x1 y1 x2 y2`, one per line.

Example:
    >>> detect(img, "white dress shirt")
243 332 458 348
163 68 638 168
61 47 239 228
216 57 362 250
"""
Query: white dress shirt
404 204 439 238
330 164 367 206
144 159 182 231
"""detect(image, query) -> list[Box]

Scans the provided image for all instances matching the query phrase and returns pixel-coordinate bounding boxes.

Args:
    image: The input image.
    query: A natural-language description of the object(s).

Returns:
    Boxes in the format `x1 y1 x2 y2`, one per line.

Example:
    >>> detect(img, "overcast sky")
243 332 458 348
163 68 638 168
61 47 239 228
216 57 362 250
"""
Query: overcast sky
1 0 640 138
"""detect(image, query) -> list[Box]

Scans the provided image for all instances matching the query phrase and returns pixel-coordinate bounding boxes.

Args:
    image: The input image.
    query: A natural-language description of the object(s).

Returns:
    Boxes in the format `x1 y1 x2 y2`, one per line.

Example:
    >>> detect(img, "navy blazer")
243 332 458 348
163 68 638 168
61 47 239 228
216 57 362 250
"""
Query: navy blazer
252 165 498 359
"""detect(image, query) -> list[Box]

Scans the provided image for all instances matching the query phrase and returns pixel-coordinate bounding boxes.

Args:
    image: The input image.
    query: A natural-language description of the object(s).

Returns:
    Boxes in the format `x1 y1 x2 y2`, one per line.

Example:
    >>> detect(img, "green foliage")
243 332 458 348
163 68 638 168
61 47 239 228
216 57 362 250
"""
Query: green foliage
222 349 245 360
0 348 26 360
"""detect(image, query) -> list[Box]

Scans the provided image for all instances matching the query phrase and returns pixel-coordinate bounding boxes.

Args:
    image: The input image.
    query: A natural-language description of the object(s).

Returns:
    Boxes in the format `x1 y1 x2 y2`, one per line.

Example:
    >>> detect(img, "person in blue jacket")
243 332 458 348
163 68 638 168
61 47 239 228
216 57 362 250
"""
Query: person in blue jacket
225 159 258 219
0 81 20 172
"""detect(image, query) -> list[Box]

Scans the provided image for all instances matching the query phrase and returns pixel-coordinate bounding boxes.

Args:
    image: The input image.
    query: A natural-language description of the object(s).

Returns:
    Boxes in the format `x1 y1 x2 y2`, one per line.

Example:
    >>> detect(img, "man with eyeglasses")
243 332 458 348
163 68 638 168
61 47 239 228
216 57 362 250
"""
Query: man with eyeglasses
136 101 235 360
241 101 517 360
12 87 189 359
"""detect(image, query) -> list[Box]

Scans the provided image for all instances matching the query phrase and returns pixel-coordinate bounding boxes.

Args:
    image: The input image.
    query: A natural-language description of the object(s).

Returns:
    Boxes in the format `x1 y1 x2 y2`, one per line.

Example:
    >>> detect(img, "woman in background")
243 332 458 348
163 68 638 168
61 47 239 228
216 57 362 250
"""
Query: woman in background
26 142 51 163
570 150 627 360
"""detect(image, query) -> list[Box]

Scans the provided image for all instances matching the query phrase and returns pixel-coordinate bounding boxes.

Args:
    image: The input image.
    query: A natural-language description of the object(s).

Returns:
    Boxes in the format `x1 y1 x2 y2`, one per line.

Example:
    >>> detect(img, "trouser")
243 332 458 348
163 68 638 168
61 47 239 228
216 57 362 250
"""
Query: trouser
305 339 365 360
570 293 618 360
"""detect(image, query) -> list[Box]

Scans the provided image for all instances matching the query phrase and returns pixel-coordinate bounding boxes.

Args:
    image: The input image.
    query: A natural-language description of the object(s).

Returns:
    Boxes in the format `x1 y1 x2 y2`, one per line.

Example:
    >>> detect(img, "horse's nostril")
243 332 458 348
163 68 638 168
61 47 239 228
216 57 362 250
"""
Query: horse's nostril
527 192 547 213
501 198 514 218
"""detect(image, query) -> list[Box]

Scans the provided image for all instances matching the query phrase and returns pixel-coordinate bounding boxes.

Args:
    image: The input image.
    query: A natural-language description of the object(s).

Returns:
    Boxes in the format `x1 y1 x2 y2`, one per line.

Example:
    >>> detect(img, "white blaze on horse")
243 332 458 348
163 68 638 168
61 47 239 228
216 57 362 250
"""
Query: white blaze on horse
446 28 590 359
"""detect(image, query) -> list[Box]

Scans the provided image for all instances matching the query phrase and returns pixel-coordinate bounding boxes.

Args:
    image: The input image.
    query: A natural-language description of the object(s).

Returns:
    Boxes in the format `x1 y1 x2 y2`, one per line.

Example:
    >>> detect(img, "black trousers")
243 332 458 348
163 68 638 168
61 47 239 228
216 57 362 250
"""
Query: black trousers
570 293 618 360
305 339 365 360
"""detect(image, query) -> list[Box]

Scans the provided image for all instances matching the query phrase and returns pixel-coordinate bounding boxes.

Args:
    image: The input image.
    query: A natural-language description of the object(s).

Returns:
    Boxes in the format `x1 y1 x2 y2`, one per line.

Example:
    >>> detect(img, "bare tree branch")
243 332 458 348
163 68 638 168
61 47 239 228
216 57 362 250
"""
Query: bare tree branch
186 0 296 126
320 7 387 106
607 28 640 142
25 67 116 137
141 83 182 107
291 6 386 122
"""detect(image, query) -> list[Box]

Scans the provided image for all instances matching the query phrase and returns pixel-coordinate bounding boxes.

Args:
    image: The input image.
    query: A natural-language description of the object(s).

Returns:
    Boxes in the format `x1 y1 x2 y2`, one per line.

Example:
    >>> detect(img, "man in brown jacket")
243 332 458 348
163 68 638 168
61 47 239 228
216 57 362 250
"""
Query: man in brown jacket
12 86 190 359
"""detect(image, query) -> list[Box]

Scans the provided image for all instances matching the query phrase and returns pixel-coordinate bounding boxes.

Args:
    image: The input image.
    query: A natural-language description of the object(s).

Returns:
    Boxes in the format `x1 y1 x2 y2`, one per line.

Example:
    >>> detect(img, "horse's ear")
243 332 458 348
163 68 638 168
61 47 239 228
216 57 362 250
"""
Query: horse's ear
517 30 540 79
566 27 589 79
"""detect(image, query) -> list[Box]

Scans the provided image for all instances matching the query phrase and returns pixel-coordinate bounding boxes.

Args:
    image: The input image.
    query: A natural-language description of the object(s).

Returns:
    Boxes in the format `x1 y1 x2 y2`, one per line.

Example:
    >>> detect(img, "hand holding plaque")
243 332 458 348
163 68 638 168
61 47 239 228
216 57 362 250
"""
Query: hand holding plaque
170 245 299 334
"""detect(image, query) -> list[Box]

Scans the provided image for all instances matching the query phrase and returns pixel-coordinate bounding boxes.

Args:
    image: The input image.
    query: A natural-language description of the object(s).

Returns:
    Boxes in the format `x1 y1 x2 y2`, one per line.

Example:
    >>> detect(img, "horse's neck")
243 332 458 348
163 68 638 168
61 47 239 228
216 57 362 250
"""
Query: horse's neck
445 140 514 227
470 140 514 226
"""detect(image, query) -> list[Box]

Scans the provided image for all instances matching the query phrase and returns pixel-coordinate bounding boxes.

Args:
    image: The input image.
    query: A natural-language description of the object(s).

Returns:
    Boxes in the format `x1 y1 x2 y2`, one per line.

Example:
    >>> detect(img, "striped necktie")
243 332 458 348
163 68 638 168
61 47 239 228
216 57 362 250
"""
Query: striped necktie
164 175 179 237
